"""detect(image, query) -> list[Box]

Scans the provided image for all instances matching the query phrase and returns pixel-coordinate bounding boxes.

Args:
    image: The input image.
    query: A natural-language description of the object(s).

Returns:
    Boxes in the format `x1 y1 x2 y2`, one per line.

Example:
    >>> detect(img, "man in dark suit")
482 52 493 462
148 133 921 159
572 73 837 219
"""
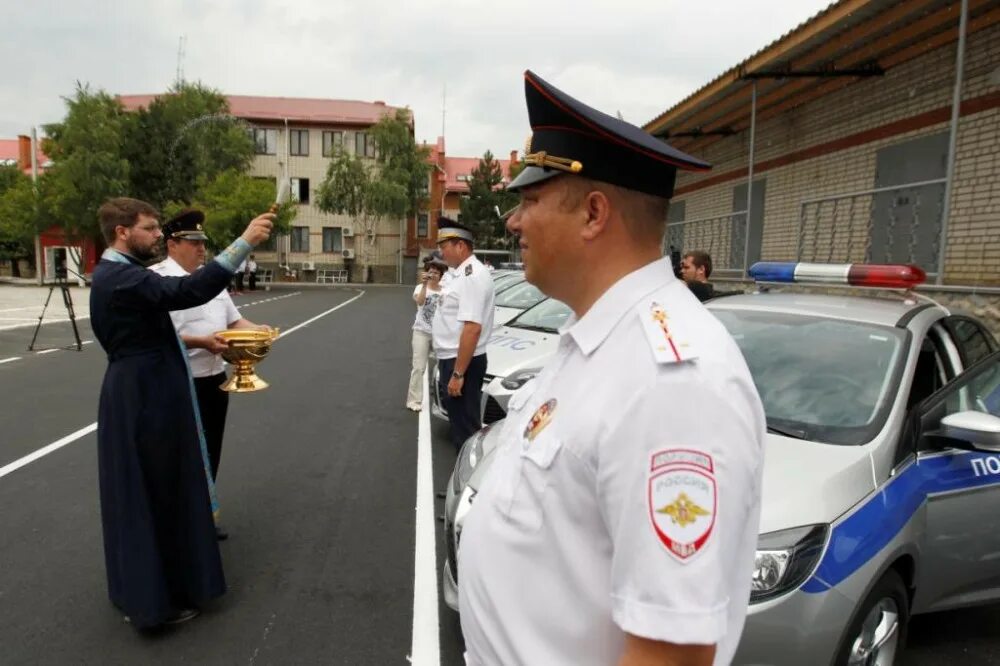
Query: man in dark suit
90 197 272 629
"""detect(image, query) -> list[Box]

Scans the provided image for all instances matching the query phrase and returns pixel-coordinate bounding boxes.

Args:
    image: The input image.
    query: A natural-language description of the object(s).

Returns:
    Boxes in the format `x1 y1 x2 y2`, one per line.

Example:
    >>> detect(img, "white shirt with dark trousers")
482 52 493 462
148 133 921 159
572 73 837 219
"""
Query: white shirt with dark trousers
459 257 766 666
150 256 241 481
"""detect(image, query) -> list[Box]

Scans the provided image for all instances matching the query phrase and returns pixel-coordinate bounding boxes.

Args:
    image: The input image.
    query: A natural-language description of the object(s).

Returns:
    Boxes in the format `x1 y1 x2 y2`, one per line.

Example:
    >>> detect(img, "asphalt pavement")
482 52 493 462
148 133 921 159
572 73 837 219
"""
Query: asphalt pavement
0 283 998 665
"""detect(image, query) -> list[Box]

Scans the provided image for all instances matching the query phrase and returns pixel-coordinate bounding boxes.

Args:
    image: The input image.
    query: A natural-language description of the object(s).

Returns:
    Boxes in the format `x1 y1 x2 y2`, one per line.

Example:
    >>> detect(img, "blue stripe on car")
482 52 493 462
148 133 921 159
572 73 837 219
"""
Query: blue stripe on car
802 450 1000 593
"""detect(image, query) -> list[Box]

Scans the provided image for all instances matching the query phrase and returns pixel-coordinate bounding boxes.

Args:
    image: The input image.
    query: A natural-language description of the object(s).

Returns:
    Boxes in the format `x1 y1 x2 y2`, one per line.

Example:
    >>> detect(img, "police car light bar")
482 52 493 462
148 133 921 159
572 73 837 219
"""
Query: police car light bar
748 262 927 289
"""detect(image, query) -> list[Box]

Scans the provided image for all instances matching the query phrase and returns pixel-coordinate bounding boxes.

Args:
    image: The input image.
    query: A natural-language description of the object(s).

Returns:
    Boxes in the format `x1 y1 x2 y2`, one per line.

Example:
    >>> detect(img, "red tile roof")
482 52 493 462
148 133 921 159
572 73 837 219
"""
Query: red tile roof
444 156 513 192
0 139 50 175
117 94 406 126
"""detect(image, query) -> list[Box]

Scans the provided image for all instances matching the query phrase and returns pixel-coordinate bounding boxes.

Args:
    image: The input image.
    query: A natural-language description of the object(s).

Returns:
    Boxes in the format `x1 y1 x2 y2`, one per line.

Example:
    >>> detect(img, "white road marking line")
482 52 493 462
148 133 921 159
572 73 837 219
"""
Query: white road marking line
276 291 364 339
410 369 440 666
0 306 36 313
36 349 60 355
1 291 365 480
82 340 93 345
0 357 21 365
0 423 98 479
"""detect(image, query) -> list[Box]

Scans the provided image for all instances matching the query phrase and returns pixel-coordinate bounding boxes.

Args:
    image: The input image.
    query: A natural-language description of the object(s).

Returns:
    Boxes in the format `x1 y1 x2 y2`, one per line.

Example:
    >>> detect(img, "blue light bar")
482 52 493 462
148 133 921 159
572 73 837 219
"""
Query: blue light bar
747 262 797 283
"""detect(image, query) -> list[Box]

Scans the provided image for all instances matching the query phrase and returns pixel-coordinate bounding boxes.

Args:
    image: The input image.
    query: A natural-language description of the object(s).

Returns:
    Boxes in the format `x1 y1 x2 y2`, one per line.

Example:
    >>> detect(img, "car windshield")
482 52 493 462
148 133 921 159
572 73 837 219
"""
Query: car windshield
496 280 546 309
492 273 524 292
508 298 572 333
712 309 907 445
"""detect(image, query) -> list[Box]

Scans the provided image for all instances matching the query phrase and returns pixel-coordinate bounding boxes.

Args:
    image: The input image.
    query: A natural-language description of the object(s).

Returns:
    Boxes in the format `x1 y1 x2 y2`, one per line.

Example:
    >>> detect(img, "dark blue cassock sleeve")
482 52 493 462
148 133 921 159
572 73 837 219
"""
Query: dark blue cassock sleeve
110 240 251 312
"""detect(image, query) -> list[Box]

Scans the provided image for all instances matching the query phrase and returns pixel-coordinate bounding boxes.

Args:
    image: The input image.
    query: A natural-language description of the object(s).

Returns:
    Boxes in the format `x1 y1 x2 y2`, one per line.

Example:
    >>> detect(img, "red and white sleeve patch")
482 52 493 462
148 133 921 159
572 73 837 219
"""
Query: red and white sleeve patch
647 448 717 562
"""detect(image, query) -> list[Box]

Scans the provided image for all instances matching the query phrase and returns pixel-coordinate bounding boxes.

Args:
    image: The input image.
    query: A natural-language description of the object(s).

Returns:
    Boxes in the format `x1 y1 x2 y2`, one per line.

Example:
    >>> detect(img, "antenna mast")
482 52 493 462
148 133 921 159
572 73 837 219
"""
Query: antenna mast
176 35 187 86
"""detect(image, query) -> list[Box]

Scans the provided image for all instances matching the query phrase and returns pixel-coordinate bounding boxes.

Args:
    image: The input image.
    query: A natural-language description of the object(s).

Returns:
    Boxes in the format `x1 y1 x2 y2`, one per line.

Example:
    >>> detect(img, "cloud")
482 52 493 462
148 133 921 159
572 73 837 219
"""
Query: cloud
3 0 833 160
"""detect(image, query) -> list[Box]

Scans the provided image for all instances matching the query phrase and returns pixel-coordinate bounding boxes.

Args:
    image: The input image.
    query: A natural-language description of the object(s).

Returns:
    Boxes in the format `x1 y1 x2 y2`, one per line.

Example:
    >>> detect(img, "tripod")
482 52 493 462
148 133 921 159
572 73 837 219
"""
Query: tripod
27 278 83 352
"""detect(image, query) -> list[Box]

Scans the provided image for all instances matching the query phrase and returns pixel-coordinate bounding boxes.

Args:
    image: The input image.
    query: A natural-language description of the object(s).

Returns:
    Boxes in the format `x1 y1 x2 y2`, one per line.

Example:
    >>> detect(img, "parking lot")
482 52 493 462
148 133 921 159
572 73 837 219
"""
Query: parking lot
0 283 998 665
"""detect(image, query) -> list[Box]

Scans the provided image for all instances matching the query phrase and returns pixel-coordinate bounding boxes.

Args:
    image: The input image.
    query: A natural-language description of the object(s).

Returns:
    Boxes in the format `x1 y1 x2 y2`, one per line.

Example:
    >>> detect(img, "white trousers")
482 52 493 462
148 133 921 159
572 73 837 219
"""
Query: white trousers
407 329 434 406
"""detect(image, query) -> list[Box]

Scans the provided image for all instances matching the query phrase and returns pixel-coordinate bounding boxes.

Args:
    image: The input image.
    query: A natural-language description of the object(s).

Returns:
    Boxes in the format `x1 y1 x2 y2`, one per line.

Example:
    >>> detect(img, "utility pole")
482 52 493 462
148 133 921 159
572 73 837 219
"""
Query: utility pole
31 127 42 285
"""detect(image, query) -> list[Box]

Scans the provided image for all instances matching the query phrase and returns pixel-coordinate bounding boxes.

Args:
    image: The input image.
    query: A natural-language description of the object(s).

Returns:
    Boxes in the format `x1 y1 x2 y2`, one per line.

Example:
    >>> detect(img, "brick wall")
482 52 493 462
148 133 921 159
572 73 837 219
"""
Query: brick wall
670 24 1000 287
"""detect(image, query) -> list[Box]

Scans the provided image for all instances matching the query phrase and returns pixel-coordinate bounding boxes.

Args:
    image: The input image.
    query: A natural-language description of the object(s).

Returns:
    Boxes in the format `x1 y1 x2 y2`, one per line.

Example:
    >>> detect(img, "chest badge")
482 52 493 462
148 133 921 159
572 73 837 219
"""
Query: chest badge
523 398 557 442
647 448 716 562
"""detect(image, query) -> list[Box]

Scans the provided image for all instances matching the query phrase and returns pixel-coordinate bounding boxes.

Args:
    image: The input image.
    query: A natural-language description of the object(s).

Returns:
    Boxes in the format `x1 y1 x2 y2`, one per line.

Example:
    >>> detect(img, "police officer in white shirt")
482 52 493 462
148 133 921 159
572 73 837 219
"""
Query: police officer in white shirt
458 71 766 666
431 218 496 447
151 209 273 540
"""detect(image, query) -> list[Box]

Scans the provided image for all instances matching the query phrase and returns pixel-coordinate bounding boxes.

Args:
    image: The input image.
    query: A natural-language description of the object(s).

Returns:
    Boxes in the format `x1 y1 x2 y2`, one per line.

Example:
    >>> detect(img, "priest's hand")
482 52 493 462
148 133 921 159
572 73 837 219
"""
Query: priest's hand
241 213 275 246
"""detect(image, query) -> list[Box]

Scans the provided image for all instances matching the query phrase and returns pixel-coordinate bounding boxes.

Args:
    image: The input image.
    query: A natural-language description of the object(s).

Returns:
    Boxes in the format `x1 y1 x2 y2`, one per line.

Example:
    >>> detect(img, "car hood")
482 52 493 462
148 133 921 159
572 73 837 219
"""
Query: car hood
758 434 876 534
466 423 878 536
485 326 560 379
493 306 524 328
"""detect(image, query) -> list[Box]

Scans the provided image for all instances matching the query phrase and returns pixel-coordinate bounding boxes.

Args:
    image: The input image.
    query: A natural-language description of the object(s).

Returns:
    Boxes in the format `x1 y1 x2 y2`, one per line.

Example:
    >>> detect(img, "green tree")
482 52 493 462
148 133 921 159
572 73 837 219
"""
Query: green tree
41 83 130 242
124 82 254 209
316 109 429 282
459 151 520 249
0 167 40 277
164 169 295 252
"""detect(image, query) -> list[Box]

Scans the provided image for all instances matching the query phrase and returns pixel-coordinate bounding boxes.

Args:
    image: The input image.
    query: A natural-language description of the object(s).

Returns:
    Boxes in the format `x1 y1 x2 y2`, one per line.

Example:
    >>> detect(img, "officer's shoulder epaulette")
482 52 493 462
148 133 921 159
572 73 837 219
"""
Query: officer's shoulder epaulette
464 264 473 276
635 299 699 364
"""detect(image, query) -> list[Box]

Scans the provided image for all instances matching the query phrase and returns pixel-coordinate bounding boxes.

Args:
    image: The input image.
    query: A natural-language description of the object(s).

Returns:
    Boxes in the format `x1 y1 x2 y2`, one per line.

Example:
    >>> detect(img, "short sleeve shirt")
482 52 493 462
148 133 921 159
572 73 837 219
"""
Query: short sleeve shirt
412 284 442 335
150 257 241 377
458 257 766 666
432 255 496 359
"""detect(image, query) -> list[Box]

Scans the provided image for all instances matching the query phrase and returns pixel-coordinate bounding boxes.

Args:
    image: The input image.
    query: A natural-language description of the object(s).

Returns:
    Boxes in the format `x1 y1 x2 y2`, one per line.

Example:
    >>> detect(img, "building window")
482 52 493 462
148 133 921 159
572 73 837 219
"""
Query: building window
322 227 343 253
417 213 429 238
291 177 310 204
290 129 309 156
290 226 310 253
355 131 377 158
322 131 343 157
252 128 277 155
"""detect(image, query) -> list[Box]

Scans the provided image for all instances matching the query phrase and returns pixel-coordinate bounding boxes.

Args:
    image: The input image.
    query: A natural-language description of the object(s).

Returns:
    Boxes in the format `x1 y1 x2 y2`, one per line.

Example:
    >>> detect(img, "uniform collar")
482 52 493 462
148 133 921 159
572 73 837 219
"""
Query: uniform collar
162 256 190 275
564 256 677 356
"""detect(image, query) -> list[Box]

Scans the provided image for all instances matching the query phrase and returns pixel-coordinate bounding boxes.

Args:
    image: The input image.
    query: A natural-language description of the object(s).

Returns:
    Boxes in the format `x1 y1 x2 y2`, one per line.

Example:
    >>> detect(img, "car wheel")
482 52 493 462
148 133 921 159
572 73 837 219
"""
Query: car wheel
835 569 909 666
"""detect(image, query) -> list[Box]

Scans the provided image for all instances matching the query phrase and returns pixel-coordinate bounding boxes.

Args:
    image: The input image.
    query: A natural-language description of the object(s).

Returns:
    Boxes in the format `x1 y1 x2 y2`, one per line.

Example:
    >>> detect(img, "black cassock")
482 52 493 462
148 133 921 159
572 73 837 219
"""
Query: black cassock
90 250 236 628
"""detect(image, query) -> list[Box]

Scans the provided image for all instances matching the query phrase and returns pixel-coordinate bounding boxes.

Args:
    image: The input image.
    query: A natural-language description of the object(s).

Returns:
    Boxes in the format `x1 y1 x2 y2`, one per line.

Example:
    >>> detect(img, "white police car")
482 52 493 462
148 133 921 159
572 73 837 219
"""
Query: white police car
492 279 547 328
443 262 1000 666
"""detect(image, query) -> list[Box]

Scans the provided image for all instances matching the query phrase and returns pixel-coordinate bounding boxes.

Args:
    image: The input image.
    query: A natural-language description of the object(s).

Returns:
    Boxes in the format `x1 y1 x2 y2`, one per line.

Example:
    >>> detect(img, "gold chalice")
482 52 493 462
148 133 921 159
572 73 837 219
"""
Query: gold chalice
215 328 280 392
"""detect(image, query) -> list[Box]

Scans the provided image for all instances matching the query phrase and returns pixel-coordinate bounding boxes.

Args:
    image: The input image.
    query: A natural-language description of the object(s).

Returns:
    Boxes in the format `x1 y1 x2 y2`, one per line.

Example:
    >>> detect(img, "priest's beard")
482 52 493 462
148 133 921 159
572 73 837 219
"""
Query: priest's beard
127 236 162 264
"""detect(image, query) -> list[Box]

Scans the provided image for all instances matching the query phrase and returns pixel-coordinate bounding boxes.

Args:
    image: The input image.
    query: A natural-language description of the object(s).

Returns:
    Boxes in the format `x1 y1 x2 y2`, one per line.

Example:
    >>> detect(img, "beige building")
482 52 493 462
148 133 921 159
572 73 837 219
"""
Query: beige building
644 0 999 325
120 94 411 283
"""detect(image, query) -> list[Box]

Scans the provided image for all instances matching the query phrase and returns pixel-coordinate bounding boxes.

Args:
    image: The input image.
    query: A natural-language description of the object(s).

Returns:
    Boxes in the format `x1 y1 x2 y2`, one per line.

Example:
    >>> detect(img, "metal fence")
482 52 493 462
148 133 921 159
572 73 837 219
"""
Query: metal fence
665 211 749 275
797 178 947 278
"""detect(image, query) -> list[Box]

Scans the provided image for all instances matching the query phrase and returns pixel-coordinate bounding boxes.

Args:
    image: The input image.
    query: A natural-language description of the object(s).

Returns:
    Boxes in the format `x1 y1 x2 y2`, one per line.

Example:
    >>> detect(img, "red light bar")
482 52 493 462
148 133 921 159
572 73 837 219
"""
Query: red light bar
846 264 926 289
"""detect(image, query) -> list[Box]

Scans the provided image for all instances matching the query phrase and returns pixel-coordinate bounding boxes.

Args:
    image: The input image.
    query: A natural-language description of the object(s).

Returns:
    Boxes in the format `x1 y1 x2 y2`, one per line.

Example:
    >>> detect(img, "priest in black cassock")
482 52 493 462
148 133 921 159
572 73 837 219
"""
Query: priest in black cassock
90 197 273 629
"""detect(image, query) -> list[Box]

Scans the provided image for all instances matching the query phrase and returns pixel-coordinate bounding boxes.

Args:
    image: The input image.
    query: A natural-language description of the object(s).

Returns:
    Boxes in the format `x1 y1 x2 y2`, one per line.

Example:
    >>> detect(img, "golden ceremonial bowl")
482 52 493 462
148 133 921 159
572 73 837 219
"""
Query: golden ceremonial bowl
215 328 280 393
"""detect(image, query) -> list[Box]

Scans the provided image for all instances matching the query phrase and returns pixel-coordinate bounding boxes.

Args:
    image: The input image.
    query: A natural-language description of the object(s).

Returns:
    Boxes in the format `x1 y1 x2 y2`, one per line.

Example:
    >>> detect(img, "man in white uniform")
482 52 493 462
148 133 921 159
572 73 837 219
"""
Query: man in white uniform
431 218 496 447
458 71 766 666
151 209 272 540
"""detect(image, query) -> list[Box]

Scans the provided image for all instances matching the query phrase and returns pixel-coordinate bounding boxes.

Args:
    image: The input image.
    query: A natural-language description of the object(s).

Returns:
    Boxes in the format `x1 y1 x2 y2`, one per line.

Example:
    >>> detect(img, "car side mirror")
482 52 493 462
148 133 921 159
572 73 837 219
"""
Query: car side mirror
940 411 1000 452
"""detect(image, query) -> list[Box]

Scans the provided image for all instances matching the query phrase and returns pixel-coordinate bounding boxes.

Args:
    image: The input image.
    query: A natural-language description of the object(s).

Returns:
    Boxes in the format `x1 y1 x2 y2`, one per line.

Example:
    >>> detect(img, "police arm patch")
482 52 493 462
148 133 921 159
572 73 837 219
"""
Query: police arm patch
647 448 716 562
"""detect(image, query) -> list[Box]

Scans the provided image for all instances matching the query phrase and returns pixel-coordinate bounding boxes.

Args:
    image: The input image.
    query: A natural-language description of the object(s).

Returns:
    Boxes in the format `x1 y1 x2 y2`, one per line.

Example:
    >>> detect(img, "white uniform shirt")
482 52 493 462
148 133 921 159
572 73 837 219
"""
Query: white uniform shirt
432 255 495 360
150 257 241 378
459 257 765 666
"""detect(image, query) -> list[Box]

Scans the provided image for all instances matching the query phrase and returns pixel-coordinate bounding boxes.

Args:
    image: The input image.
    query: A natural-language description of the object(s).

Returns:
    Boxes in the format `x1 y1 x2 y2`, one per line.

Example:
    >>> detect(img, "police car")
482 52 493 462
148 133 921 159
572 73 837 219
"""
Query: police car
430 296 570 422
443 262 1000 666
492 279 547 328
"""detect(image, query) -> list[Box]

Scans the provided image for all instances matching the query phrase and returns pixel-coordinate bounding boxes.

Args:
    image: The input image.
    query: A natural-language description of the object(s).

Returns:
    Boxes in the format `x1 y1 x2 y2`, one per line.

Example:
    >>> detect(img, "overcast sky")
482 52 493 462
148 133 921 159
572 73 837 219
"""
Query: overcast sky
4 0 833 159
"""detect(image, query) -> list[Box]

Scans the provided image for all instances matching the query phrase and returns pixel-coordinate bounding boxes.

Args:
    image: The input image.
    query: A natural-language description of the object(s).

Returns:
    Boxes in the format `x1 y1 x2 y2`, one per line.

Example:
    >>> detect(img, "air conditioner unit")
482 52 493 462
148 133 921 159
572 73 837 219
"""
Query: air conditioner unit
341 227 354 237
300 261 315 271
342 249 355 260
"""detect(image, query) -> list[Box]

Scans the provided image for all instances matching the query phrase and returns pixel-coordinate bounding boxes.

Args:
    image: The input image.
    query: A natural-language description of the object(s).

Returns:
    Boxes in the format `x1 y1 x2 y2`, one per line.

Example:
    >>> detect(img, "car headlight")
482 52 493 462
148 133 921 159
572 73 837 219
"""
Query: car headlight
501 368 541 390
453 425 491 493
750 524 828 604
